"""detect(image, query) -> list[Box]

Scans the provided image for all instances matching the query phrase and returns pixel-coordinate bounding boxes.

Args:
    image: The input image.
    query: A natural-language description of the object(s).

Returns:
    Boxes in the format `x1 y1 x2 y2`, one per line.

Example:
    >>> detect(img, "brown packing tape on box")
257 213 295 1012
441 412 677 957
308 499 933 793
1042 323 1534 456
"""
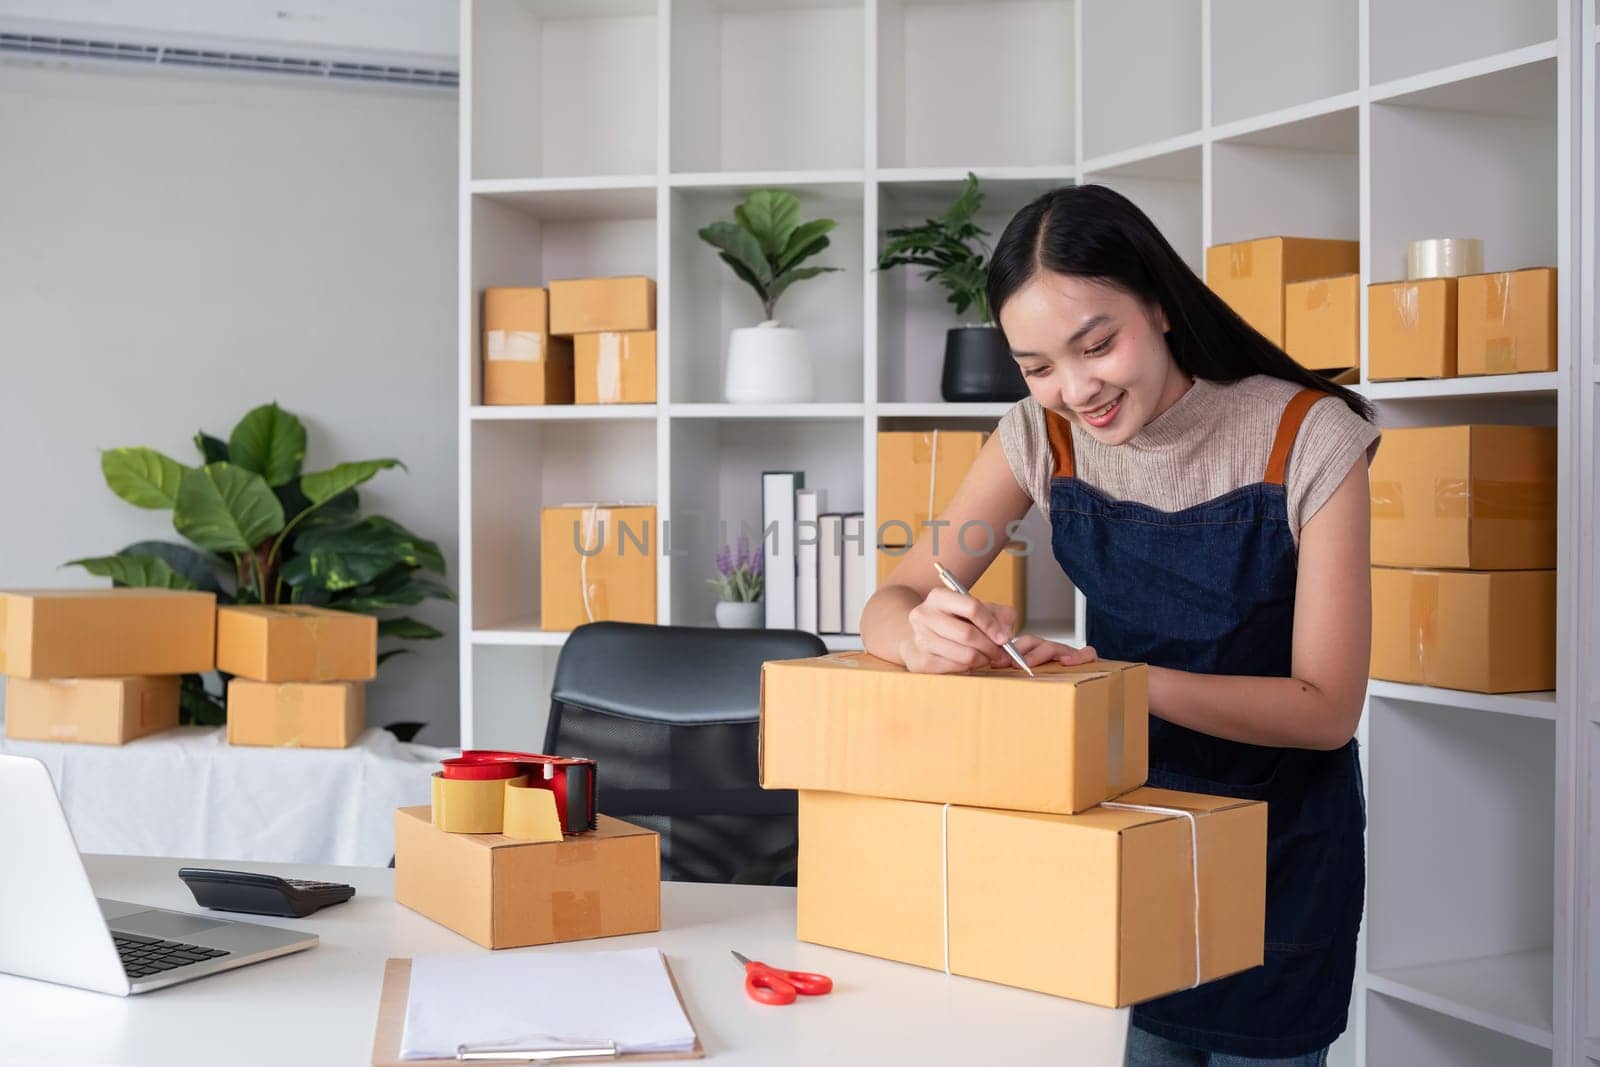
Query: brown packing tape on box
503 780 565 842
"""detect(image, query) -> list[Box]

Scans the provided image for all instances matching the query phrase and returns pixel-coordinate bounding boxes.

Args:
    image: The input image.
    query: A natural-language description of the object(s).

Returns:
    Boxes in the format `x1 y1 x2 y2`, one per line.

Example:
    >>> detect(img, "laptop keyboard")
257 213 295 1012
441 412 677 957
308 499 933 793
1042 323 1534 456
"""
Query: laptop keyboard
113 931 230 979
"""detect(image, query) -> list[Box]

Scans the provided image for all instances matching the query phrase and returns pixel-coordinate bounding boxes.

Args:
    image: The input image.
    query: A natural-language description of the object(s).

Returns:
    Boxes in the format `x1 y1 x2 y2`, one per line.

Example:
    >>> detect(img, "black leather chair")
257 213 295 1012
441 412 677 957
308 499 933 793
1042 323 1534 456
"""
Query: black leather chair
543 621 826 885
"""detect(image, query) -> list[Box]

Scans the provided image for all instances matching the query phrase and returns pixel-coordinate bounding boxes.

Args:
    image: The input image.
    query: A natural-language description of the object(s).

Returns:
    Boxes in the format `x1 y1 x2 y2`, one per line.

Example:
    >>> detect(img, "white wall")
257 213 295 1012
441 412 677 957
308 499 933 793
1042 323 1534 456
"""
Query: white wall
0 58 462 744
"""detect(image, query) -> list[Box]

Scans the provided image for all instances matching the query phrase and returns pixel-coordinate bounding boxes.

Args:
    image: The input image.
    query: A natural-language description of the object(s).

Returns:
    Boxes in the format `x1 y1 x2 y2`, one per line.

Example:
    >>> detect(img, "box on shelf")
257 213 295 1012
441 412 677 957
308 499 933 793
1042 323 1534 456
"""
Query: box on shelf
761 652 1147 814
798 787 1266 1008
548 276 656 336
574 330 656 404
3 676 179 745
1369 567 1555 693
1456 268 1557 376
1205 237 1360 347
540 504 657 631
1284 274 1359 372
1367 278 1457 380
1369 425 1555 570
225 680 365 748
877 543 1027 629
216 605 377 683
877 430 987 547
482 287 575 406
0 589 216 680
394 806 660 949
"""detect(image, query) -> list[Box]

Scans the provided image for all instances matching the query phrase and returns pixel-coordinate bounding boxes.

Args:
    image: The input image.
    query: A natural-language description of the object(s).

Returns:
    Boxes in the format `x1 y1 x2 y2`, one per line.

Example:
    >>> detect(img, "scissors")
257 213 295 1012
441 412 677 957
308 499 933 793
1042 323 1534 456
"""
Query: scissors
732 950 833 1006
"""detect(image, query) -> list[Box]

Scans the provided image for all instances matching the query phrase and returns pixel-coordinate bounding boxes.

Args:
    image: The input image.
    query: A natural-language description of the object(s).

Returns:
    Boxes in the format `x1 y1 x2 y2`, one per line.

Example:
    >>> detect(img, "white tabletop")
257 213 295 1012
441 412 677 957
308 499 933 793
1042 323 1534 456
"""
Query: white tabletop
0 854 1130 1067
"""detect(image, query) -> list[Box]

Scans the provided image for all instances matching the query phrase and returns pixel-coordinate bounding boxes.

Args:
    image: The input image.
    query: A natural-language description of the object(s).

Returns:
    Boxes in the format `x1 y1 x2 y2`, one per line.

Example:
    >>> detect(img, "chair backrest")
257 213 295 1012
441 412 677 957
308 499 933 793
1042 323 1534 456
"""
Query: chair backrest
545 621 826 885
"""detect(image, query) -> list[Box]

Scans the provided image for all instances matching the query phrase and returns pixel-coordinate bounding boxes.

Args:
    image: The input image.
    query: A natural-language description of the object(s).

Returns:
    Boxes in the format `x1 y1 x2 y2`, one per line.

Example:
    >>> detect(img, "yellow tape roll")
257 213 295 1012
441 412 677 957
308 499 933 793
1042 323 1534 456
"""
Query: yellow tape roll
503 780 564 842
431 772 529 833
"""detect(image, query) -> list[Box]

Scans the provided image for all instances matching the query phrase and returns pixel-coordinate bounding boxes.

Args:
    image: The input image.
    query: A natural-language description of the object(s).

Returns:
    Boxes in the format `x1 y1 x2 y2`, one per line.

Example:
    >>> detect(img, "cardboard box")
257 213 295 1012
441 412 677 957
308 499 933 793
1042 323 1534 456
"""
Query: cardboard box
548 276 656 336
575 330 656 404
1370 567 1555 693
1457 268 1557 376
482 287 576 406
1369 425 1555 570
1284 273 1359 371
4 676 179 744
761 652 1148 814
394 806 660 949
798 787 1266 1007
215 605 377 683
1205 237 1360 346
876 431 987 547
0 589 216 679
877 543 1027 629
540 504 657 631
1368 278 1458 380
225 680 364 748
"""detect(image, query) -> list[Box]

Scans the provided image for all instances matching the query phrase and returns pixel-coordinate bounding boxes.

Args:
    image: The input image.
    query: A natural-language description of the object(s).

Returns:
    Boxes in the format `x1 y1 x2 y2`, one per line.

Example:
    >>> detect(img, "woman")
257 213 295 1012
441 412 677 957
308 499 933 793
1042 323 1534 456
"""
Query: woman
861 185 1377 1065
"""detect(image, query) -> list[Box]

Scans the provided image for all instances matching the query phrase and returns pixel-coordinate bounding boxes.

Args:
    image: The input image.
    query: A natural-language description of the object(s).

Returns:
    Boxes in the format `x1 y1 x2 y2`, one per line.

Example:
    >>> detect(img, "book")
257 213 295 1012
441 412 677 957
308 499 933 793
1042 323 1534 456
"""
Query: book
761 471 804 629
795 489 825 634
842 512 866 634
818 513 845 634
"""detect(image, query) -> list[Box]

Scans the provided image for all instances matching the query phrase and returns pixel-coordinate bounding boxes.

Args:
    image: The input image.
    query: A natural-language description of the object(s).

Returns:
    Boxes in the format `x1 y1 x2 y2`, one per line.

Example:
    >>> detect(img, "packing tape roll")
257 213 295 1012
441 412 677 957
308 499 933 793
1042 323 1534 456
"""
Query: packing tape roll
503 779 565 842
1433 478 1554 519
431 772 529 833
441 754 526 781
1408 573 1440 686
1406 238 1483 281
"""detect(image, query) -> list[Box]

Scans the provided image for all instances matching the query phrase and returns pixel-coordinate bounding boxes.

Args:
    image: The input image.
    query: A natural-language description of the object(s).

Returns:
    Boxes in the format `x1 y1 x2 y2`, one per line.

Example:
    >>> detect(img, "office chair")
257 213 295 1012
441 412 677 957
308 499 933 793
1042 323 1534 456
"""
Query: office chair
544 621 826 885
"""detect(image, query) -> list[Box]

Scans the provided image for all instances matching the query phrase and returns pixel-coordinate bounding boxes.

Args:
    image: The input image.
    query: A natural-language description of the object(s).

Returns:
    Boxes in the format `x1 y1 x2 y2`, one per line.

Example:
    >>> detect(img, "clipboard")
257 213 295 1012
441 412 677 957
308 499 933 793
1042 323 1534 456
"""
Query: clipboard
371 957 706 1065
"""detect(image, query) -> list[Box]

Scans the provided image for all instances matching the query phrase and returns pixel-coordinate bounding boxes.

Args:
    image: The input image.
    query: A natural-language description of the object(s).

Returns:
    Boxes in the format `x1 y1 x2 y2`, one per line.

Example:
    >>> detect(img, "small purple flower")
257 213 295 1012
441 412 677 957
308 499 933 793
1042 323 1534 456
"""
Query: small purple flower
716 543 734 578
750 547 763 576
735 533 751 571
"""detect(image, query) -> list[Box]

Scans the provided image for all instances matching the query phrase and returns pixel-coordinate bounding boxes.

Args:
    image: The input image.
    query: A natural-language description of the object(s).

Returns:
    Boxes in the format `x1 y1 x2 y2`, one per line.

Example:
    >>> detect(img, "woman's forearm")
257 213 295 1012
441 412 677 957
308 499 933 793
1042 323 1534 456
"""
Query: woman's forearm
860 584 922 665
1146 666 1364 751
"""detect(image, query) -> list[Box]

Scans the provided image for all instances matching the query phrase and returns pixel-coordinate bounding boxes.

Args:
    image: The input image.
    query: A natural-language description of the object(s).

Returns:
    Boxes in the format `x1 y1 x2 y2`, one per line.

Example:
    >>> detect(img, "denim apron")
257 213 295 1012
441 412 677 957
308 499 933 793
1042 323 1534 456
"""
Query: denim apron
1043 389 1365 1059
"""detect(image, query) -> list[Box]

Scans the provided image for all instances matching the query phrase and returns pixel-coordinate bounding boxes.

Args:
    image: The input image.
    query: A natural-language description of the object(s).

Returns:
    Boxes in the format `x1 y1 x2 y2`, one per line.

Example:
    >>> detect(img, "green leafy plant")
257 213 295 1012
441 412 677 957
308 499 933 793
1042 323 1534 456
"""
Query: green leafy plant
878 172 994 325
697 189 842 323
67 402 455 726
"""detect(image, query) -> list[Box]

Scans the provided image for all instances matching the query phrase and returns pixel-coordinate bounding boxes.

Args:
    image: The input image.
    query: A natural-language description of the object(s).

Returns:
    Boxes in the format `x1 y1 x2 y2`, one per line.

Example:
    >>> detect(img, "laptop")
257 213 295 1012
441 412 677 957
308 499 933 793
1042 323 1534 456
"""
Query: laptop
0 753 318 995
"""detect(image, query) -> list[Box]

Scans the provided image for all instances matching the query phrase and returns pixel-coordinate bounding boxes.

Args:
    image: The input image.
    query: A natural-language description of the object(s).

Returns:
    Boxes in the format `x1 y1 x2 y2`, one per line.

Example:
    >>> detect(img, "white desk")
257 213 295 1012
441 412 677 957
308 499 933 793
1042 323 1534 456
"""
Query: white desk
0 854 1130 1067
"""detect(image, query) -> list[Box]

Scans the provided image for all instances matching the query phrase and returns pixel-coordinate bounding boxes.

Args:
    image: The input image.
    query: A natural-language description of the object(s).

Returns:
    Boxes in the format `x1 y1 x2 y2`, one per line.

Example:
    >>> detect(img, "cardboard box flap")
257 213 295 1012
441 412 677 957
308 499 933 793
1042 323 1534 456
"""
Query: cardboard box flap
1110 786 1258 817
781 650 1111 686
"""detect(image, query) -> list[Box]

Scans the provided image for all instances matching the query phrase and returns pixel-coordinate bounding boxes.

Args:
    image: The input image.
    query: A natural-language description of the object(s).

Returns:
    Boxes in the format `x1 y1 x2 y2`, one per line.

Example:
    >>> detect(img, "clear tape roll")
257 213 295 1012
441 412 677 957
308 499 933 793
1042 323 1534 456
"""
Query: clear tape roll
1406 238 1484 281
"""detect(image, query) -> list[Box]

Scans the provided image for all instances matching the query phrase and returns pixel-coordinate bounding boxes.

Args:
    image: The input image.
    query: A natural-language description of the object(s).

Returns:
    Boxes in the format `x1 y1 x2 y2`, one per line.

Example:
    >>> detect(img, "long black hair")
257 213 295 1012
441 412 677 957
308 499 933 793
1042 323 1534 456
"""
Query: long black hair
986 184 1373 420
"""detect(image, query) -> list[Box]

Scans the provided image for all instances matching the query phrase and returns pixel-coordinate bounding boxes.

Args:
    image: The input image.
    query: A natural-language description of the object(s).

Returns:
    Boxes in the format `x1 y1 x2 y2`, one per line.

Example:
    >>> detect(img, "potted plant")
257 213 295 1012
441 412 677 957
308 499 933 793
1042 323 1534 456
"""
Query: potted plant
697 189 841 404
878 172 1027 402
66 401 454 735
706 535 763 628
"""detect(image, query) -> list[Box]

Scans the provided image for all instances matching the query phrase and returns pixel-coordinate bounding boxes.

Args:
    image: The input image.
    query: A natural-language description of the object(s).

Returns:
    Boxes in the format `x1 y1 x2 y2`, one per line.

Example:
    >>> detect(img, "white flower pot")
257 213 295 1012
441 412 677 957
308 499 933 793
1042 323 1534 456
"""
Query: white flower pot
723 321 813 404
715 600 763 629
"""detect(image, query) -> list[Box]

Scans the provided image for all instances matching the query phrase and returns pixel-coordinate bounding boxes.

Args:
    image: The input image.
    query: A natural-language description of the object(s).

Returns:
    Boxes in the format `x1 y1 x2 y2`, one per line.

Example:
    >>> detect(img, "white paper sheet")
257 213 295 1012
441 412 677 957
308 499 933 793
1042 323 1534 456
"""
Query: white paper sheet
399 949 697 1060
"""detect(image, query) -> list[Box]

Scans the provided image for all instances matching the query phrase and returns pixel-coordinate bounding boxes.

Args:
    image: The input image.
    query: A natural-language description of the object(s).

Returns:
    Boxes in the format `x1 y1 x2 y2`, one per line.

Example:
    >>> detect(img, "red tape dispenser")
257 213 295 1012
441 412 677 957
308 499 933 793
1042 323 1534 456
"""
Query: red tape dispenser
441 751 598 835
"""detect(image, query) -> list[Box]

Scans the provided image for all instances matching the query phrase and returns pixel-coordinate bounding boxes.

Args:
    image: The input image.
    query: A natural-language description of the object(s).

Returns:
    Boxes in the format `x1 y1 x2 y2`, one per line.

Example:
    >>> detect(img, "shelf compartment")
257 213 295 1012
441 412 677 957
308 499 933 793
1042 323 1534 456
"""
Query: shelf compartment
1366 681 1558 722
669 0 865 174
1211 107 1358 249
1079 0 1200 160
1209 0 1356 126
468 419 658 634
1366 698 1554 1047
1370 57 1556 285
1083 146 1203 275
1366 989 1552 1067
1367 948 1554 1049
470 0 658 181
1369 0 1555 86
877 0 1073 170
875 175 1062 404
669 181 864 404
667 416 864 630
1357 372 1560 401
470 405 660 421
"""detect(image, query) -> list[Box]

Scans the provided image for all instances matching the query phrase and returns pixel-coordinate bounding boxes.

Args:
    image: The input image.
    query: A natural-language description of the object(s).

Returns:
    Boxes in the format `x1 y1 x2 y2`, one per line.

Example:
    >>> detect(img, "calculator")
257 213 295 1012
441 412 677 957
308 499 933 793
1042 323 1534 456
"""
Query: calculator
177 867 356 918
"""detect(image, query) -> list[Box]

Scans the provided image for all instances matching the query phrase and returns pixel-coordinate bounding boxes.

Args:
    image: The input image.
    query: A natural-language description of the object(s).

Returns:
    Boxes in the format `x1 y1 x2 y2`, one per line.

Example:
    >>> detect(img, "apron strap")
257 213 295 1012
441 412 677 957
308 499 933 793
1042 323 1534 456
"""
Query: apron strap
1044 409 1076 478
1263 388 1324 486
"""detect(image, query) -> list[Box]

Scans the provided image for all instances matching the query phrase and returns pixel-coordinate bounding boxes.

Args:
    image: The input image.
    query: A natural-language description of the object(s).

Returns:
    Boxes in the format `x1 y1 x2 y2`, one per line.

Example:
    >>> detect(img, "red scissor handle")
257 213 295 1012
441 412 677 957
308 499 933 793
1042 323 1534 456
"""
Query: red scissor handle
743 960 833 1005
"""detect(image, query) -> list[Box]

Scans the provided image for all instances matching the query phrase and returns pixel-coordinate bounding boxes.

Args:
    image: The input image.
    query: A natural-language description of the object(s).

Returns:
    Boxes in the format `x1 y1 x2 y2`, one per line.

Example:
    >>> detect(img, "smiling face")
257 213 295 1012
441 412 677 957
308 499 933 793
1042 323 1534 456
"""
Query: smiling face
998 270 1191 446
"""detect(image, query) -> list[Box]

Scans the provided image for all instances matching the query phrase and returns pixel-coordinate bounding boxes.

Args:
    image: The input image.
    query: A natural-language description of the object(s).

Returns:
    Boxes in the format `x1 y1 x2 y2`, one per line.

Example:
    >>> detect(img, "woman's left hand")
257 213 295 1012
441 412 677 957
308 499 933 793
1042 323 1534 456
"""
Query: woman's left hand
1008 633 1098 668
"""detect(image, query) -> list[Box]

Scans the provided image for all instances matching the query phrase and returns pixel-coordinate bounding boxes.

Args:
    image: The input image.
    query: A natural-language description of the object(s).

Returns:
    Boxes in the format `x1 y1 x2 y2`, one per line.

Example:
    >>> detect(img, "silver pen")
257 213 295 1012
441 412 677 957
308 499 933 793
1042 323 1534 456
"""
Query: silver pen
931 560 1036 677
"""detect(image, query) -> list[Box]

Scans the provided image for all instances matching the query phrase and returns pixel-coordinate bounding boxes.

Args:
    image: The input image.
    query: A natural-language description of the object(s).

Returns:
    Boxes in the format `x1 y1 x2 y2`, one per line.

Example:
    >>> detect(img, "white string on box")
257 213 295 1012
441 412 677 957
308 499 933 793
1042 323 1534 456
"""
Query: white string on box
926 428 940 534
1102 801 1203 989
941 802 951 975
578 502 601 624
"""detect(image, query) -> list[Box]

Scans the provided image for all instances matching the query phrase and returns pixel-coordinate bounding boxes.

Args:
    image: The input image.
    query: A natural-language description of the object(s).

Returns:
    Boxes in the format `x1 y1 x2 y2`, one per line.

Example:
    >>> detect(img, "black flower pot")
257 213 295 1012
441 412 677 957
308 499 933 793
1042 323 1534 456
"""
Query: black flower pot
940 325 1027 402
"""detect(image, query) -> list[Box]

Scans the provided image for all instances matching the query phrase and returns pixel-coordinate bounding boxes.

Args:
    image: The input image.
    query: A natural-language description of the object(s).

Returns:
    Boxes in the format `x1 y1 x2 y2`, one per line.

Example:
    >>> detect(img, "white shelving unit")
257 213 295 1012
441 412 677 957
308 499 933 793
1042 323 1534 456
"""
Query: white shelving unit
458 4 1597 1063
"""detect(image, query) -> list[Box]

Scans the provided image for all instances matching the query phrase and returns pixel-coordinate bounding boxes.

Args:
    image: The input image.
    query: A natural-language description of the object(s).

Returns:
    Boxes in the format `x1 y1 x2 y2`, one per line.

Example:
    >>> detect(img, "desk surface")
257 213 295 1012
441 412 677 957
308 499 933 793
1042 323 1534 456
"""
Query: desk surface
0 854 1129 1067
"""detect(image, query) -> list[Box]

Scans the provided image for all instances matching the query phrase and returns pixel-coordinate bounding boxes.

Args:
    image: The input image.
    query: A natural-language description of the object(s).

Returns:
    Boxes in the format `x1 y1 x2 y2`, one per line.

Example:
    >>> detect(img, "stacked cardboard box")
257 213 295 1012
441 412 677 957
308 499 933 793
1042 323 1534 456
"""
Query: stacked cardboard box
1206 237 1360 374
760 652 1267 1008
218 605 377 748
1368 426 1556 692
876 430 1026 624
1 589 216 744
1368 267 1557 381
481 277 657 406
540 503 657 630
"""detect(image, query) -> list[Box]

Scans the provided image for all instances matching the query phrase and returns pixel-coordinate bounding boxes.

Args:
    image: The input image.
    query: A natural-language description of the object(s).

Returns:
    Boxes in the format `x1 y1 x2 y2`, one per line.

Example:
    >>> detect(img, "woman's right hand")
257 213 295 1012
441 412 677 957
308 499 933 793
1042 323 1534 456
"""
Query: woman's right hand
897 587 1023 674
